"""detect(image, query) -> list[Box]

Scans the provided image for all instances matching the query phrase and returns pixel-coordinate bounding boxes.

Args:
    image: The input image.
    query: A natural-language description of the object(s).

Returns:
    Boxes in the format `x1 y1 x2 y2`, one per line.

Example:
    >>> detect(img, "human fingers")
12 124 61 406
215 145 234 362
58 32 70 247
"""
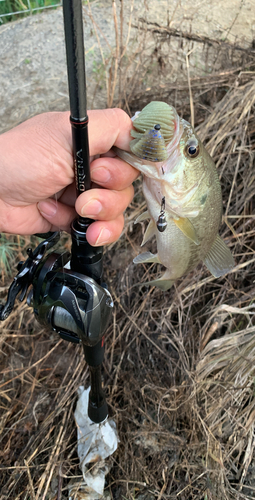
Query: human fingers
87 108 132 155
0 201 59 235
85 215 125 246
39 107 132 158
75 186 134 222
37 181 134 238
90 156 139 190
0 108 132 205
37 199 77 232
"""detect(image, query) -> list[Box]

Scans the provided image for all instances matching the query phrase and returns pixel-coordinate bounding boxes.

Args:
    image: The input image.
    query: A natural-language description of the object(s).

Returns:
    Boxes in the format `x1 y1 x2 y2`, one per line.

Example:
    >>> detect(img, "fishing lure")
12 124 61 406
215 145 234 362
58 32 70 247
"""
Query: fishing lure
157 197 167 232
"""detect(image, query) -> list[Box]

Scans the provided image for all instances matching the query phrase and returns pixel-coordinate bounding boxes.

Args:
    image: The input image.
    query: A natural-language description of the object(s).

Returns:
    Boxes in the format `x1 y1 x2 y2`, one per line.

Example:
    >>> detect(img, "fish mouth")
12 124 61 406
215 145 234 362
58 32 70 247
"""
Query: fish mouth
130 102 179 162
131 102 178 145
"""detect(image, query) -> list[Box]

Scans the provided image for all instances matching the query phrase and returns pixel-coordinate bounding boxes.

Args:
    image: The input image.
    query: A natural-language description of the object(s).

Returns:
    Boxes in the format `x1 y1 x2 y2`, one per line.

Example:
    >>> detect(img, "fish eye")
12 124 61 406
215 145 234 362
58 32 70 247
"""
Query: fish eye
185 141 199 158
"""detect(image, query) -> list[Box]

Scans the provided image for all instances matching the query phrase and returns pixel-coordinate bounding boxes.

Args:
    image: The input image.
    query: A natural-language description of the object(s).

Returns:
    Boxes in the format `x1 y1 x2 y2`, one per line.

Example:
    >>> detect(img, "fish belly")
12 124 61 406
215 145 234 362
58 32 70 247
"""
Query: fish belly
155 220 200 280
142 157 223 283
143 179 222 281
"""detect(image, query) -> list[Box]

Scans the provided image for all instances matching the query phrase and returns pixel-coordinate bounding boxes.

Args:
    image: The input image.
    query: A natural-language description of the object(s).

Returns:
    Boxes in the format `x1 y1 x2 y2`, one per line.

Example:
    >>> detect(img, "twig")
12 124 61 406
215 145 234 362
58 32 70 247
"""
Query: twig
136 19 255 56
186 48 195 127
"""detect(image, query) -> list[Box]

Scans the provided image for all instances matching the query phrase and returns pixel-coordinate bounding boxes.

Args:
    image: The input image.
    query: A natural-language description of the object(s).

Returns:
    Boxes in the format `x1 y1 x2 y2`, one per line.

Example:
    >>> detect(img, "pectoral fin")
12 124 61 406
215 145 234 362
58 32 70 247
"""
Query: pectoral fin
141 220 156 246
135 210 150 223
173 217 200 245
204 234 234 278
133 252 160 264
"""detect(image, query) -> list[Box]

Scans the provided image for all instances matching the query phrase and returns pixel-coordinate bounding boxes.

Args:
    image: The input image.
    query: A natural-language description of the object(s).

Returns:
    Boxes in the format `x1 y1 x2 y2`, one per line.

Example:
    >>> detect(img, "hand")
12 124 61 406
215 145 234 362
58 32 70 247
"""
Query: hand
0 109 138 245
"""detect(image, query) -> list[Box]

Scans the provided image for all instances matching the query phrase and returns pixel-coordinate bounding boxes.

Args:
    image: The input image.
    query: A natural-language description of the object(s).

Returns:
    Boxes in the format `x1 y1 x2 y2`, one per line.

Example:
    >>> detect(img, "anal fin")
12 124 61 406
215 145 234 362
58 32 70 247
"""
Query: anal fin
133 252 160 265
145 270 175 291
141 220 156 246
174 217 200 245
204 234 234 278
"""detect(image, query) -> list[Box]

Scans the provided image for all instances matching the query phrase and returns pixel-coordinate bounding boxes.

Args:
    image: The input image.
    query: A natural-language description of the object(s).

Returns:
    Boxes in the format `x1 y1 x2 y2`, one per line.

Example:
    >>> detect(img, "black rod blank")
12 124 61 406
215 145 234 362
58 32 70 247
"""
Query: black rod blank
62 0 87 120
63 0 91 196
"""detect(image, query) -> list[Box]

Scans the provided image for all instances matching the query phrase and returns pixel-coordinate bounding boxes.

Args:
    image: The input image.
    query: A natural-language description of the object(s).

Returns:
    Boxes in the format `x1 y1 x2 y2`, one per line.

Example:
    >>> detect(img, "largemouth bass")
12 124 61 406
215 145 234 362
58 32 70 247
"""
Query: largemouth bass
114 101 234 290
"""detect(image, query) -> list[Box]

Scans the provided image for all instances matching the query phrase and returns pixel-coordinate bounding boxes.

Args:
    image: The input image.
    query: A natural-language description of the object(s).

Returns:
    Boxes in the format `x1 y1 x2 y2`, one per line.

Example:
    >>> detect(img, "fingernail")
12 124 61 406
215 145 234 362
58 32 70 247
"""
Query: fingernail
81 199 102 217
92 167 111 183
95 228 112 245
37 200 57 217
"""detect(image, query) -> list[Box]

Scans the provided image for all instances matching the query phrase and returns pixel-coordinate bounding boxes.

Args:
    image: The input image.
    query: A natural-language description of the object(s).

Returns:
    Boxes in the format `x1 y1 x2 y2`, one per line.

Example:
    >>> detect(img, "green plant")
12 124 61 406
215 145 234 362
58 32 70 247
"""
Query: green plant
0 234 19 278
0 0 60 24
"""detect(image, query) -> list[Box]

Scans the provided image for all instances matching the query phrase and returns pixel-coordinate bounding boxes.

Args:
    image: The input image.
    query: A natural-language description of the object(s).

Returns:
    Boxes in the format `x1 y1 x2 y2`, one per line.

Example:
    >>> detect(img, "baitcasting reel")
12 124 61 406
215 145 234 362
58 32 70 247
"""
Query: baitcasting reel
0 231 113 349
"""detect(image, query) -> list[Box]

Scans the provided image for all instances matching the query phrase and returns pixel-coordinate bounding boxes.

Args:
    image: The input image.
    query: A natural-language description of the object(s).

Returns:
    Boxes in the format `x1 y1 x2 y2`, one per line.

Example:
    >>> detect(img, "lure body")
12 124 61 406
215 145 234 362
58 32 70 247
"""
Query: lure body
114 101 234 290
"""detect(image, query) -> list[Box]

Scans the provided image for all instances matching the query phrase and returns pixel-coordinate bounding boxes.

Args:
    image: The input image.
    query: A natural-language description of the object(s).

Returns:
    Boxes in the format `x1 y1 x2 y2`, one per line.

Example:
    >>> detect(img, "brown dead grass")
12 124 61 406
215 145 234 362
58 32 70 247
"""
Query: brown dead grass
1 12 255 500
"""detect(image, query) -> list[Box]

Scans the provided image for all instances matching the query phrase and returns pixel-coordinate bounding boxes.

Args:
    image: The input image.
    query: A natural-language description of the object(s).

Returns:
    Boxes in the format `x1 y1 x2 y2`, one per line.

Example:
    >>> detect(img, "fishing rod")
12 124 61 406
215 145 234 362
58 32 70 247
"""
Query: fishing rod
62 0 111 423
0 0 112 424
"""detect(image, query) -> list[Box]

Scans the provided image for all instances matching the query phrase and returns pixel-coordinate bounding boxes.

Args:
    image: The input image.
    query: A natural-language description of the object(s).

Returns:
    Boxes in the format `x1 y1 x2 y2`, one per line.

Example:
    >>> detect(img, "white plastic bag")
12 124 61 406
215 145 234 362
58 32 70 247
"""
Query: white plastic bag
70 386 118 498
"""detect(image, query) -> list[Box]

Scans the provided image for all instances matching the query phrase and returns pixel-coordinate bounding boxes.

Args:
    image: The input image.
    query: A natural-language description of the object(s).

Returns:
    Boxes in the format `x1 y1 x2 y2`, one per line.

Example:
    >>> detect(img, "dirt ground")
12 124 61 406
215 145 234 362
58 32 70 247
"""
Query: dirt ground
0 0 254 133
0 2 255 500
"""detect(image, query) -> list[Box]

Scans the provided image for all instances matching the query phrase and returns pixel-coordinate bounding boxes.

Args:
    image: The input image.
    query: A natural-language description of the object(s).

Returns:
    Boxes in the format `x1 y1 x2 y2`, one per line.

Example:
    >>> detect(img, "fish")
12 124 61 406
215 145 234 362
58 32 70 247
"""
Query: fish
113 101 234 291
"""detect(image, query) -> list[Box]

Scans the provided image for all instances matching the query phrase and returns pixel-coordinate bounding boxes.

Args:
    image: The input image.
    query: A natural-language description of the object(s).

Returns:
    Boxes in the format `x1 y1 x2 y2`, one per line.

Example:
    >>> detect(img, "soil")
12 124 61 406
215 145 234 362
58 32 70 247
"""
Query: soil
0 0 254 133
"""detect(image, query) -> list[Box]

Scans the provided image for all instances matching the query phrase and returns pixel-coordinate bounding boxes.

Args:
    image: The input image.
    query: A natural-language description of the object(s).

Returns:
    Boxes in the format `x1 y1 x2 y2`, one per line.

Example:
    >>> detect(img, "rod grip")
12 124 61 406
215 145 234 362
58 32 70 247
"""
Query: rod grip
70 117 91 196
83 340 108 423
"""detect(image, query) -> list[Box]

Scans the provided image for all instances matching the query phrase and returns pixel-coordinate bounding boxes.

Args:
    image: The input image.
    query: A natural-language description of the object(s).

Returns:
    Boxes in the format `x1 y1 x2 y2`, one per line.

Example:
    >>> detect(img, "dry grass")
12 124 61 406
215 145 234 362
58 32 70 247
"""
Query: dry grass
1 8 255 500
